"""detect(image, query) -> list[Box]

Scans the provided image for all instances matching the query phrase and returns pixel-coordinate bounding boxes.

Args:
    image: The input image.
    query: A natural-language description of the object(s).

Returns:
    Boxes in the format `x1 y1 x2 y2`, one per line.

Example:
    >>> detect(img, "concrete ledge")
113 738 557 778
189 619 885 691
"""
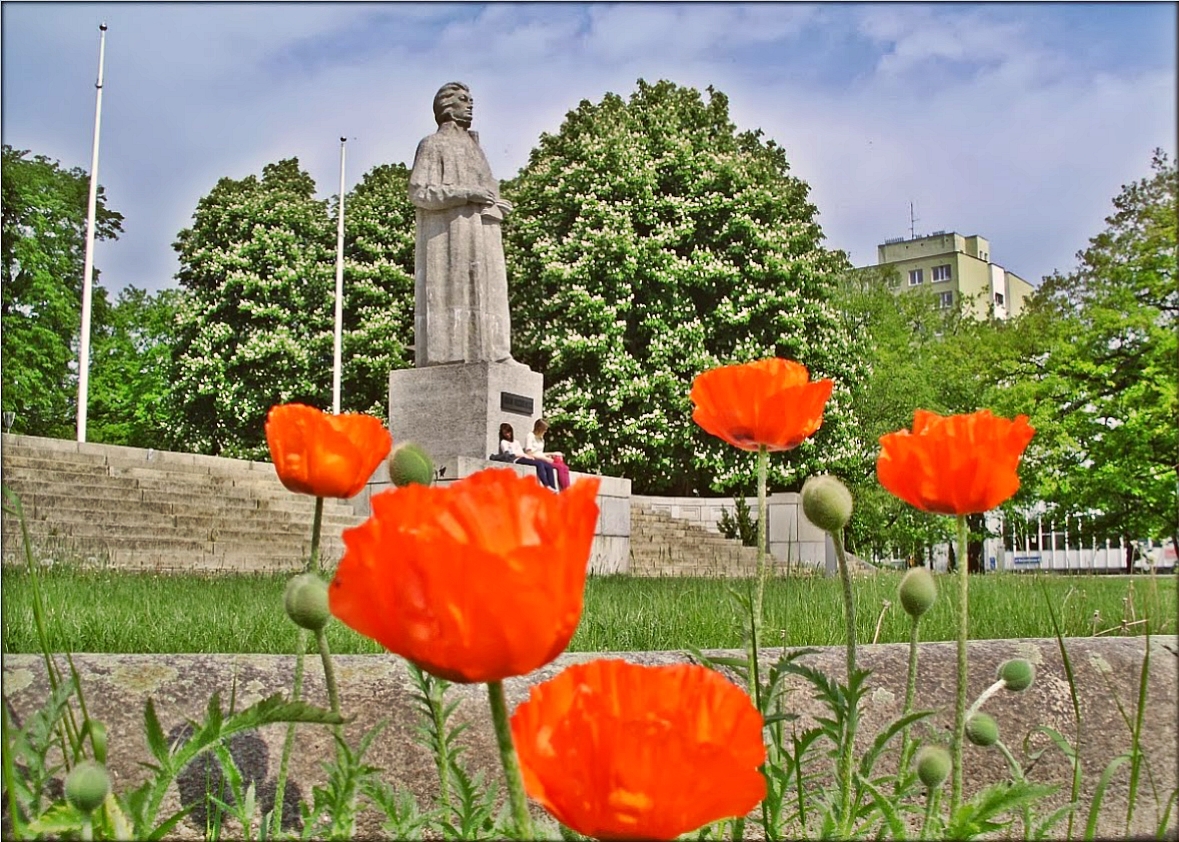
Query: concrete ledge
4 637 1175 838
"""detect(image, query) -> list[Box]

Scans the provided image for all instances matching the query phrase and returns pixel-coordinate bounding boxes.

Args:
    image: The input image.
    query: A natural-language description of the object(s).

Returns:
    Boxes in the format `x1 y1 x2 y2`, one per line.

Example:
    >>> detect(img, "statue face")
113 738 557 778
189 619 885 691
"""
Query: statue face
441 88 473 128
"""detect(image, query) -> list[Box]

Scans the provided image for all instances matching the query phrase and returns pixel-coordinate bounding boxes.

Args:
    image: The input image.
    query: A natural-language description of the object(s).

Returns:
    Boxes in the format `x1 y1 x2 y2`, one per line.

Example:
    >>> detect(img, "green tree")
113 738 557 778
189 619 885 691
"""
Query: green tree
169 159 335 457
1011 150 1178 568
834 267 1042 570
87 286 183 448
2 146 123 437
834 269 951 563
504 80 865 495
337 163 416 417
168 159 417 456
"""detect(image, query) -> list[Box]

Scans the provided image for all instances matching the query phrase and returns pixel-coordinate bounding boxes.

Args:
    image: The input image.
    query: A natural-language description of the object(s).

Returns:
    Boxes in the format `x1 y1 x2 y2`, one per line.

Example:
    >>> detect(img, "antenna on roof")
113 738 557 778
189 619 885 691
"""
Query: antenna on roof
909 201 919 239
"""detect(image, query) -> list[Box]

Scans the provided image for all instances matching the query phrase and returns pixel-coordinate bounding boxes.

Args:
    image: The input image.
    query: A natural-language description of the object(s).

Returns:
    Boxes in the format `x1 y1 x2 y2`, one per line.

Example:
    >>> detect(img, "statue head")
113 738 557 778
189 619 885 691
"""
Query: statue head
433 82 473 128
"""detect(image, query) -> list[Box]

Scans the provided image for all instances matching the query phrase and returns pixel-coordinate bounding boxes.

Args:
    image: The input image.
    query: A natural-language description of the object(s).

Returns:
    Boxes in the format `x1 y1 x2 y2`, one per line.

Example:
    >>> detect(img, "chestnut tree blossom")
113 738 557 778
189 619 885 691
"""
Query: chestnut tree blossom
169 159 413 457
504 80 866 494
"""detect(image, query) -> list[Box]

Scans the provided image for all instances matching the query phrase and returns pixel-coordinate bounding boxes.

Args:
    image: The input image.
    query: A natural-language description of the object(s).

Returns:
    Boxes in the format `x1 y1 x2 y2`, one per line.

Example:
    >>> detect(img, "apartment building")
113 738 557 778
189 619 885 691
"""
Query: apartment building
863 231 1035 319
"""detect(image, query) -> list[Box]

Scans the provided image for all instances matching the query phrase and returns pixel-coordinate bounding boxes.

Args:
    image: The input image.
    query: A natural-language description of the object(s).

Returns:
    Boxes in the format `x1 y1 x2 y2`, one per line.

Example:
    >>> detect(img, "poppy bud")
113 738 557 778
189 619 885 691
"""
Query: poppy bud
997 658 1035 692
284 573 331 631
898 567 937 618
965 712 1000 747
388 442 434 487
801 475 853 533
65 761 110 814
915 745 951 790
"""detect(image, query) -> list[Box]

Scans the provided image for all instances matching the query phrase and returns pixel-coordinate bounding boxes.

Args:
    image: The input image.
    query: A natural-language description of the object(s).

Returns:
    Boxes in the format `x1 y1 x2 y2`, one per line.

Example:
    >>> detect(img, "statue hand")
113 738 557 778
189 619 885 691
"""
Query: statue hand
466 187 496 205
495 198 513 214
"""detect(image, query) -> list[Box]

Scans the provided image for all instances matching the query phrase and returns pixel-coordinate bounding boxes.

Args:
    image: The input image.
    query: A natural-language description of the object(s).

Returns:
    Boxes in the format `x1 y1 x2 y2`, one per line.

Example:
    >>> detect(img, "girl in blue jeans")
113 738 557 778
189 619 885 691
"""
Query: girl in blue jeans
498 423 558 490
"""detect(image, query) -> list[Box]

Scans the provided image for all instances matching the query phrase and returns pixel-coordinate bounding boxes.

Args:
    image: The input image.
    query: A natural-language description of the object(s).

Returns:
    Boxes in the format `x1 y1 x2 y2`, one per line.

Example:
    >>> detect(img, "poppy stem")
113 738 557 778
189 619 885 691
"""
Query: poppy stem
831 526 858 834
272 629 307 836
487 680 533 840
315 627 341 724
753 446 774 839
306 496 324 574
919 785 941 840
897 616 922 790
950 513 970 815
753 445 768 648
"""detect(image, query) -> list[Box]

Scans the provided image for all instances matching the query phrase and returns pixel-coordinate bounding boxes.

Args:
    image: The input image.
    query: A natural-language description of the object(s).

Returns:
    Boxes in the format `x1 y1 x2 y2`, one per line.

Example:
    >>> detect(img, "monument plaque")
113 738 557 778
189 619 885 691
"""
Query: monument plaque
500 392 534 416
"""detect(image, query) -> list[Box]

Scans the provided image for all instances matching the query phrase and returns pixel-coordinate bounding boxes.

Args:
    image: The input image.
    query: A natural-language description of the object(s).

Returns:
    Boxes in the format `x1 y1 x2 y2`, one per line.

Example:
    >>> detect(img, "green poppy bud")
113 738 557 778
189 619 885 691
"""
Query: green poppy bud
965 712 1000 747
916 745 951 790
65 760 110 814
801 475 853 533
898 566 937 618
284 573 331 631
997 658 1035 692
388 441 435 487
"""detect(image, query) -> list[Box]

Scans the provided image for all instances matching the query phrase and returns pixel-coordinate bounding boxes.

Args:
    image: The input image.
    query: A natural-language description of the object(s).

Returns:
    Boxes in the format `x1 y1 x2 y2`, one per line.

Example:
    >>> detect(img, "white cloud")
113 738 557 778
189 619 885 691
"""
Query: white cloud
1 3 1173 294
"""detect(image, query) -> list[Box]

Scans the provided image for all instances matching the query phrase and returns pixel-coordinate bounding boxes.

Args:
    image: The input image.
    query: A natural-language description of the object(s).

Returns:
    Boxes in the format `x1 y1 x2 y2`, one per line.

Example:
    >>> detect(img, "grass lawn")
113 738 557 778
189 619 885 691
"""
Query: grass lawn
3 566 1174 655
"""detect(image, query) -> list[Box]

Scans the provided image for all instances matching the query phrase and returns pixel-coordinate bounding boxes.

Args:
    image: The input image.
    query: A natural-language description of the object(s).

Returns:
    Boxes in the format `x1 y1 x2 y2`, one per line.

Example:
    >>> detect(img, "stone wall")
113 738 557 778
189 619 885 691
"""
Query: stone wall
5 637 1175 838
5 433 835 578
633 492 829 569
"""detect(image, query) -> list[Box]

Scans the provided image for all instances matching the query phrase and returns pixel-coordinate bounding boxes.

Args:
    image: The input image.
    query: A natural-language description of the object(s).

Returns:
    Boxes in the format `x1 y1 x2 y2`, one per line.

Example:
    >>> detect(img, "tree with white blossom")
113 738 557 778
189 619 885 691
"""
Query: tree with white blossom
168 159 415 457
336 163 416 416
170 159 335 457
504 80 866 495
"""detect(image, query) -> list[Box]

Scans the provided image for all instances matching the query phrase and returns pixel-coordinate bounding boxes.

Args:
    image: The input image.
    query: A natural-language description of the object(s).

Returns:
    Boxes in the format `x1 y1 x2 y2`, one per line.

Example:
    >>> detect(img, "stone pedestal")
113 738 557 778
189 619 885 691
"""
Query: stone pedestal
387 361 544 467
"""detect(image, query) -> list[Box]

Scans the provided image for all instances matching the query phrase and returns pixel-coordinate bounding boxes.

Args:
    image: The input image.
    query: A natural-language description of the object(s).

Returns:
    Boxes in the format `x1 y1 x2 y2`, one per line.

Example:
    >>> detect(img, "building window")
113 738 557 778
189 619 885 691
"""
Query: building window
994 292 1005 306
937 291 954 308
908 268 924 286
932 264 952 282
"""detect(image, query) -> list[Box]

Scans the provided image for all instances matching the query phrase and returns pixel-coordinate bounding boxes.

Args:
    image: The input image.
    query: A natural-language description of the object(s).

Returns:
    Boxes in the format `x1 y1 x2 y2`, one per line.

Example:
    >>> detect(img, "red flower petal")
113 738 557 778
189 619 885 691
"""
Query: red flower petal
691 359 834 452
329 469 600 683
511 659 766 840
265 403 391 498
877 409 1035 515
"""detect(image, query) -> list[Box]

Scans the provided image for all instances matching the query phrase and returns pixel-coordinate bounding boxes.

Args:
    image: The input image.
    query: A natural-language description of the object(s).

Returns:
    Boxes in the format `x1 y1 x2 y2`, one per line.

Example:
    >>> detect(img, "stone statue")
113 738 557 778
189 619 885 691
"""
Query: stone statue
409 82 513 367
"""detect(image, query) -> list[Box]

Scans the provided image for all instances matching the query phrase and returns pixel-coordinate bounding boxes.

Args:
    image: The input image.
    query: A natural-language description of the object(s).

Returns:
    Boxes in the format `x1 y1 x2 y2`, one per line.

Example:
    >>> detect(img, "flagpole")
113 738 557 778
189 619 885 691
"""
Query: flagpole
332 136 347 415
76 22 108 442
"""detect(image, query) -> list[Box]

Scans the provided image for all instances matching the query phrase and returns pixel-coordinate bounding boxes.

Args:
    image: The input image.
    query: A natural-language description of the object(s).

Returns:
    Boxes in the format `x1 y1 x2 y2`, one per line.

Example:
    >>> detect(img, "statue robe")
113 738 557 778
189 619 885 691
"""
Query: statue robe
408 121 511 366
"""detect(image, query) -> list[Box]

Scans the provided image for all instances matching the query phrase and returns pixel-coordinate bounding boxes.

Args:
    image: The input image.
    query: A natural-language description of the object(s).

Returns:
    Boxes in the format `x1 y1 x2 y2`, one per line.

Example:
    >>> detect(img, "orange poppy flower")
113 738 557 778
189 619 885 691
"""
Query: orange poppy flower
877 409 1035 515
329 469 600 683
265 404 392 499
691 358 834 451
510 659 767 841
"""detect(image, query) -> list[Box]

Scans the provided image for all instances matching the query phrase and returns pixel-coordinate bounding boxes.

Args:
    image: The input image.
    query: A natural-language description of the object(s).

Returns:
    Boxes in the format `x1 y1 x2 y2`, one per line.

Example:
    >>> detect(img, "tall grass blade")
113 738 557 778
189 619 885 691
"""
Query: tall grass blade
1154 789 1177 840
1040 580 1083 839
1125 630 1150 833
1083 753 1130 840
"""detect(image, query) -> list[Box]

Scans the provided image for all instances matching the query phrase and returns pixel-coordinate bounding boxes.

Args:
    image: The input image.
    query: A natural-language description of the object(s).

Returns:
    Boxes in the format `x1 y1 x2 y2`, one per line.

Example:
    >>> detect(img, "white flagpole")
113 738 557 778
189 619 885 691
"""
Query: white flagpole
332 137 347 415
76 22 108 442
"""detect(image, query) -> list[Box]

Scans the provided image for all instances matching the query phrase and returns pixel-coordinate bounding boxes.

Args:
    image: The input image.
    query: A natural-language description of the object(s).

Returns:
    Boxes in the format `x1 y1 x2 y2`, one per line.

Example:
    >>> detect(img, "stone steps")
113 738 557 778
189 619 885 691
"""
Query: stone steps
10 479 358 524
1 434 363 573
628 504 762 577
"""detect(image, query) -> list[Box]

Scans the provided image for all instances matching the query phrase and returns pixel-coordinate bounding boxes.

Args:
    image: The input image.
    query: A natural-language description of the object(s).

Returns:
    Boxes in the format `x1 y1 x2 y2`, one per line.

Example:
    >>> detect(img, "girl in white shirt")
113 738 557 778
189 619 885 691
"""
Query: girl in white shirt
525 418 570 491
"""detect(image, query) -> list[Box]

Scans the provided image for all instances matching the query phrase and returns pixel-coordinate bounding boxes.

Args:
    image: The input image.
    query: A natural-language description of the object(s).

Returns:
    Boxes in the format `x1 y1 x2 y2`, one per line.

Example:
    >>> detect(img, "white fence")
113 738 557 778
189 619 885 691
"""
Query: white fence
634 496 1166 575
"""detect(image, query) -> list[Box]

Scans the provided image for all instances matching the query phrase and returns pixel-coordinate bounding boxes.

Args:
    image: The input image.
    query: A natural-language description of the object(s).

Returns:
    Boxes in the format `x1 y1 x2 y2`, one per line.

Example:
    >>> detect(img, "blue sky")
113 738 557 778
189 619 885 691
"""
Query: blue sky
2 3 1175 296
